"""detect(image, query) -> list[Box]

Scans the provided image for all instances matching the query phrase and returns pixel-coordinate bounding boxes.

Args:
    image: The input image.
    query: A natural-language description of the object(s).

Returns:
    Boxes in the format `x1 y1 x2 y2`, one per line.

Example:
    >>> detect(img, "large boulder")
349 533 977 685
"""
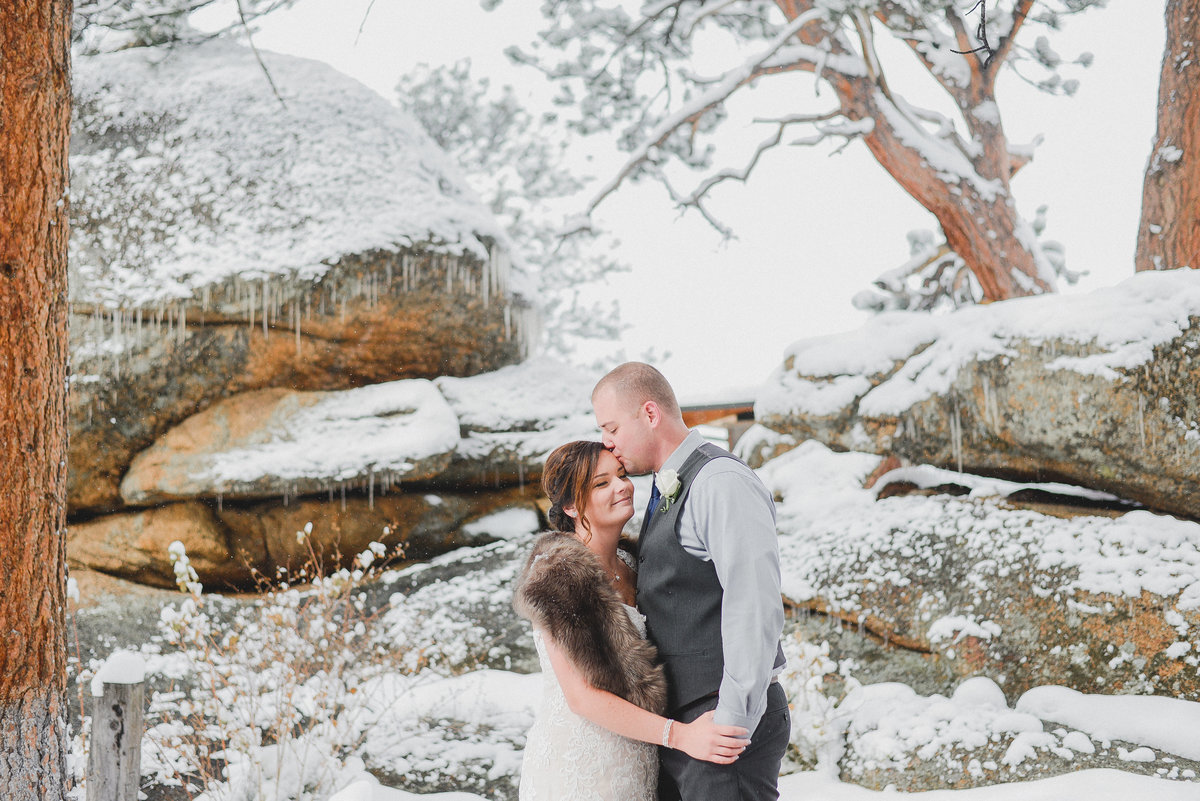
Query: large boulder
119 379 460 505
756 271 1200 520
761 440 1200 700
67 502 244 589
70 355 596 587
68 39 534 512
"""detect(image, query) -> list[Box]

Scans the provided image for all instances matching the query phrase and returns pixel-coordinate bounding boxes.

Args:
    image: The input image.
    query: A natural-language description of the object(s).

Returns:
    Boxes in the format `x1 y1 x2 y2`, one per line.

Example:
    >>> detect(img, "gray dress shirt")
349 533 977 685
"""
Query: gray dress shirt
654 429 785 732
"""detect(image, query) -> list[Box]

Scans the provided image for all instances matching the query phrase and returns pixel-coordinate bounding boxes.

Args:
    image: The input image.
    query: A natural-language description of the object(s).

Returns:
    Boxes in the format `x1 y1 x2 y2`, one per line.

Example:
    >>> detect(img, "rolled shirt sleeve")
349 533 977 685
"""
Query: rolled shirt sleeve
678 456 784 733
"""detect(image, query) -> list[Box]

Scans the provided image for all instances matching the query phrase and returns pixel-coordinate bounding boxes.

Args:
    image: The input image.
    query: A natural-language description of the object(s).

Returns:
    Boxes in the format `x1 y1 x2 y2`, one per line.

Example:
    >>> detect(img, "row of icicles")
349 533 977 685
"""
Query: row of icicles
75 246 539 381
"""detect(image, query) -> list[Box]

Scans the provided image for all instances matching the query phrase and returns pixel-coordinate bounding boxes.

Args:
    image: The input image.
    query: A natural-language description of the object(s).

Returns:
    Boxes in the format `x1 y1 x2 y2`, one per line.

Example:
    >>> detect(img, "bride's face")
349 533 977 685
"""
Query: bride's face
576 449 635 535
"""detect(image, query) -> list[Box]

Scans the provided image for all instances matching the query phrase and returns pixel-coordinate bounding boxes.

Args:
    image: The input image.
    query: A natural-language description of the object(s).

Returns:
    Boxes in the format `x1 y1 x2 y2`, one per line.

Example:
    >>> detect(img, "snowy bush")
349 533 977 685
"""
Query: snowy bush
65 531 439 801
776 633 859 774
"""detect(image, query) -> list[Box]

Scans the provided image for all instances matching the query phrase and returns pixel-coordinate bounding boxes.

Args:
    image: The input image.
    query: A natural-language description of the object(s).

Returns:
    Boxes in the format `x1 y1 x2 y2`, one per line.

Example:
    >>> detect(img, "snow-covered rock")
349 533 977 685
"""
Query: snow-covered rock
67 39 534 511
120 380 459 504
831 676 1200 791
757 270 1200 520
69 37 510 307
67 502 244 588
433 358 599 486
763 440 1200 699
69 358 590 587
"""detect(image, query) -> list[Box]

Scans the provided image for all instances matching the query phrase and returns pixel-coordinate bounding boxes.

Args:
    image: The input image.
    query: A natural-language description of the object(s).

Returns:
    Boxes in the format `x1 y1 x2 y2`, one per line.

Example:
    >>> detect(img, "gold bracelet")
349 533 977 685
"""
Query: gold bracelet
661 718 673 748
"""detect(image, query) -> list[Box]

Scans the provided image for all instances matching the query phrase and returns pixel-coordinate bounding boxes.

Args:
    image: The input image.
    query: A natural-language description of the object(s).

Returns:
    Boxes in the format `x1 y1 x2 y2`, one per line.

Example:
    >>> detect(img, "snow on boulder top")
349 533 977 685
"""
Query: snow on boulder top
70 38 509 309
759 270 1200 418
433 357 598 433
119 378 462 504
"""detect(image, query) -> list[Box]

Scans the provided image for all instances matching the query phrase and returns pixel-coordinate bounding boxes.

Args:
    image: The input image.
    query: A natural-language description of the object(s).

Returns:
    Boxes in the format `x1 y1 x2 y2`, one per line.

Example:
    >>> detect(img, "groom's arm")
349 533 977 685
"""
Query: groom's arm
683 460 783 734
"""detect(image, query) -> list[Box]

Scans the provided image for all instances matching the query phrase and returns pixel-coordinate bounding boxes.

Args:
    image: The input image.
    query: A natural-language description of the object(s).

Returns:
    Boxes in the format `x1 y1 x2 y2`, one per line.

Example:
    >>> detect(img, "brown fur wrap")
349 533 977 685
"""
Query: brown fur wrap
513 532 668 715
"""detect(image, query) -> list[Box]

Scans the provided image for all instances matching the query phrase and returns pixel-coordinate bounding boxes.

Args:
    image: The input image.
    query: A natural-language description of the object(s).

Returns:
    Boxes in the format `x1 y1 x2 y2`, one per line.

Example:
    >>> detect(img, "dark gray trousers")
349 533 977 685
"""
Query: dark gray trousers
657 682 790 801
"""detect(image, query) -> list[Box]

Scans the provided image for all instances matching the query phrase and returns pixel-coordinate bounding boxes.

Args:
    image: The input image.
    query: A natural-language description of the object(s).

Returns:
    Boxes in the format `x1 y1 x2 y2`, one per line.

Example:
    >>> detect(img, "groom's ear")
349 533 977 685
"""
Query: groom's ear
643 400 661 428
563 505 578 519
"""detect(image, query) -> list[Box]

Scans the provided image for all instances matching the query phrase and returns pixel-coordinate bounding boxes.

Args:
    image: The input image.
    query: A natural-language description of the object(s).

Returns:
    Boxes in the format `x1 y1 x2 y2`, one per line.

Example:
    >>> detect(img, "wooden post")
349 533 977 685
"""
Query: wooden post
87 679 144 801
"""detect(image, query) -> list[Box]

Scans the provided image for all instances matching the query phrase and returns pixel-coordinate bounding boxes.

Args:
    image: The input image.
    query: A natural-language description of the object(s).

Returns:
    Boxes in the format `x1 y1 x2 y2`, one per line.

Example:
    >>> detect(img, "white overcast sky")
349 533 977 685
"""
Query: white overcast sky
201 0 1167 400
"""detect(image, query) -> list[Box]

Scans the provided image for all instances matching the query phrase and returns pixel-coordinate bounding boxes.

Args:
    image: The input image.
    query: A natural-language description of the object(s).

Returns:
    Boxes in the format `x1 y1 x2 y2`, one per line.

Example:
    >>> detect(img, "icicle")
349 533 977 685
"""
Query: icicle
262 279 269 337
981 374 995 430
340 483 346 511
1138 394 1147 451
136 306 143 346
368 467 374 510
504 304 512 340
950 396 964 473
294 301 301 356
179 305 186 346
248 282 255 332
482 248 492 309
216 494 223 512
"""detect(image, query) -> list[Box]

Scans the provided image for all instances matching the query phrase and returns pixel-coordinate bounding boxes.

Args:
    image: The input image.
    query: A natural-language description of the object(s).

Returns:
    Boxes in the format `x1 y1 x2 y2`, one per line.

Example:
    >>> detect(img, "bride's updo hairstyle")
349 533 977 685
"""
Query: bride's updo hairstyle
542 440 606 542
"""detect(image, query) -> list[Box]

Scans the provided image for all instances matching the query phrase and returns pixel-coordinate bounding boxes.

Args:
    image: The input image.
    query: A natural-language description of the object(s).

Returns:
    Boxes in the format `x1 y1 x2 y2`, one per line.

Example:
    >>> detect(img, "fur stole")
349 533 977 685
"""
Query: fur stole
513 532 667 715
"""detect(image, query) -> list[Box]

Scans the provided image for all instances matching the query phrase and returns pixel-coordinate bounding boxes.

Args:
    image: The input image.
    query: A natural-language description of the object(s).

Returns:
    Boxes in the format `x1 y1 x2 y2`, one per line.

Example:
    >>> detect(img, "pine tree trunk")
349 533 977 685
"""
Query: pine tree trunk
0 1 74 798
1136 0 1200 271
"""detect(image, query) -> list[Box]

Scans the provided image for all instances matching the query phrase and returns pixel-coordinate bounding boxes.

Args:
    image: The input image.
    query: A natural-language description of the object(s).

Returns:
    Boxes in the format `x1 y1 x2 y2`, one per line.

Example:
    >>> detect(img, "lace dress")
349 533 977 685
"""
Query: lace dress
518 600 658 800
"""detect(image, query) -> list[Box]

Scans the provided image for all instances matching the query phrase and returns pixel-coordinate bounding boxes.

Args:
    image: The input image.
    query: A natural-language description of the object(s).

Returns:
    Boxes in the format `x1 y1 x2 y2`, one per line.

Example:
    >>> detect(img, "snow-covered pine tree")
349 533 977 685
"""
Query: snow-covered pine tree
488 0 1101 307
397 61 627 360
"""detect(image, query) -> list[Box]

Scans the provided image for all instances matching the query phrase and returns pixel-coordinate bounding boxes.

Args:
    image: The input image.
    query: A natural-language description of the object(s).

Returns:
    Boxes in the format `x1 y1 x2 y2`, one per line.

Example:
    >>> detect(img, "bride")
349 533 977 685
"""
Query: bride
514 440 748 800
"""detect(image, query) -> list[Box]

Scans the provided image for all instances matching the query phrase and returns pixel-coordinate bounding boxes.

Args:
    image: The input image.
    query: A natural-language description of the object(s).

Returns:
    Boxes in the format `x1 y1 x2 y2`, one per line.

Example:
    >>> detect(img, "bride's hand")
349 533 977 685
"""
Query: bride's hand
671 710 750 764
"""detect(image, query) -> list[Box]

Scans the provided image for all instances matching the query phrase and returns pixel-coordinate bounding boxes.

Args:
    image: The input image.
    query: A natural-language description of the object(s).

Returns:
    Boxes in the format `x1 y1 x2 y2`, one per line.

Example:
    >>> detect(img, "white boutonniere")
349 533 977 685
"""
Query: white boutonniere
655 468 681 513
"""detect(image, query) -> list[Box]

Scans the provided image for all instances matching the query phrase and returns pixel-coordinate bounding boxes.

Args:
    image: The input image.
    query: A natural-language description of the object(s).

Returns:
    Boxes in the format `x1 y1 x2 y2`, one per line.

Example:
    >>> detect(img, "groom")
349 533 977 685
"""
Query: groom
592 362 789 801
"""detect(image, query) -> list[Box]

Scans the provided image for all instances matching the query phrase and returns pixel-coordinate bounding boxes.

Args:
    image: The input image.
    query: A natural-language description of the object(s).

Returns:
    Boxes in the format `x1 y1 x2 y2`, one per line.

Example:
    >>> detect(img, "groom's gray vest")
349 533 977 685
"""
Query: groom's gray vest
636 442 783 713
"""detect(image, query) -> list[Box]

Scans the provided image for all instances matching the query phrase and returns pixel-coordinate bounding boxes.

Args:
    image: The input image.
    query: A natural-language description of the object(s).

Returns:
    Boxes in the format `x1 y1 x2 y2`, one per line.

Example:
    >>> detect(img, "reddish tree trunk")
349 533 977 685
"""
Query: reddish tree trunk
1136 0 1200 271
0 0 74 798
773 0 1049 302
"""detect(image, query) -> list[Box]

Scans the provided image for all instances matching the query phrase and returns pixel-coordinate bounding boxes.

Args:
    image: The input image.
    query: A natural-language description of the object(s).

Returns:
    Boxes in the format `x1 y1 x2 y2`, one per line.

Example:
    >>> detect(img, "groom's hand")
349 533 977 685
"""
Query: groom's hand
673 710 749 764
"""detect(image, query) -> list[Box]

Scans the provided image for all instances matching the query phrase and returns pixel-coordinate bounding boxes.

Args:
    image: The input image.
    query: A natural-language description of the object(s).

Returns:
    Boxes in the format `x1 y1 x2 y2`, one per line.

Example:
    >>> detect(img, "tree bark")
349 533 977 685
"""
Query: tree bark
0 1 74 798
1136 0 1200 271
770 0 1050 302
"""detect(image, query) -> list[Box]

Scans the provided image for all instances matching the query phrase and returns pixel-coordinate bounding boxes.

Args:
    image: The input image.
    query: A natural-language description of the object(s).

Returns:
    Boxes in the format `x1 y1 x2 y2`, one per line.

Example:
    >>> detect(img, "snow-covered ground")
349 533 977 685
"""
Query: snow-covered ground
72 436 1200 800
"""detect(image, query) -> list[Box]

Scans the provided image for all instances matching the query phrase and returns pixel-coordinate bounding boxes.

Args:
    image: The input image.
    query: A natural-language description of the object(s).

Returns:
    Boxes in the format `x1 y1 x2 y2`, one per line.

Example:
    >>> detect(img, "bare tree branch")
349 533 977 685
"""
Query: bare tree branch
236 0 287 109
583 6 829 216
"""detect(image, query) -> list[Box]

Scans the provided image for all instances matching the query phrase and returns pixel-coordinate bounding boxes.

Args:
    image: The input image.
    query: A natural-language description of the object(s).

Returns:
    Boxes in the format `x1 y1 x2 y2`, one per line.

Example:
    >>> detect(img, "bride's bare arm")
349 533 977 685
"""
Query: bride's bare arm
542 634 749 764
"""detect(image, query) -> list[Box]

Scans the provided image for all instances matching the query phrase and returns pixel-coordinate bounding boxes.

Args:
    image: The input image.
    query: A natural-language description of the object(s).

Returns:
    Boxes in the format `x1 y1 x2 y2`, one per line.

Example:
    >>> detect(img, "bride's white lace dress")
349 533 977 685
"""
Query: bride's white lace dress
518 602 658 800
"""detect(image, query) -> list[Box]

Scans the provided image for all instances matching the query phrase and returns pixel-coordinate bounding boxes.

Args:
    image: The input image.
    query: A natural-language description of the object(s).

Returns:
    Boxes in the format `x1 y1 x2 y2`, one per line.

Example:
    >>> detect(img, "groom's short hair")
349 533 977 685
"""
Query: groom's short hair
593 362 681 418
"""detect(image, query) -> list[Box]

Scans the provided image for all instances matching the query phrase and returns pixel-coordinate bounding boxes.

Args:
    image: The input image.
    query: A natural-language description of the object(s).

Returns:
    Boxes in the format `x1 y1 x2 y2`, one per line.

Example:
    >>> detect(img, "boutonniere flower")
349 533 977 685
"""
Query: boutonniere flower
655 469 681 513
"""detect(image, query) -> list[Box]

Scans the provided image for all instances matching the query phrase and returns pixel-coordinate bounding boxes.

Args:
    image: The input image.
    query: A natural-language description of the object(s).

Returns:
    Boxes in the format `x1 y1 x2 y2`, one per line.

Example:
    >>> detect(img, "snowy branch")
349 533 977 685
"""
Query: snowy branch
584 6 829 215
683 0 740 38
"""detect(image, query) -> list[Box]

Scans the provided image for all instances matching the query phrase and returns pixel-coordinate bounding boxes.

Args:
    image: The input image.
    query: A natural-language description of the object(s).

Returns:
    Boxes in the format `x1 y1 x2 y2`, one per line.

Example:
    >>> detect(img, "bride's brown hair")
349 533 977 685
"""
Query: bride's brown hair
542 440 606 543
